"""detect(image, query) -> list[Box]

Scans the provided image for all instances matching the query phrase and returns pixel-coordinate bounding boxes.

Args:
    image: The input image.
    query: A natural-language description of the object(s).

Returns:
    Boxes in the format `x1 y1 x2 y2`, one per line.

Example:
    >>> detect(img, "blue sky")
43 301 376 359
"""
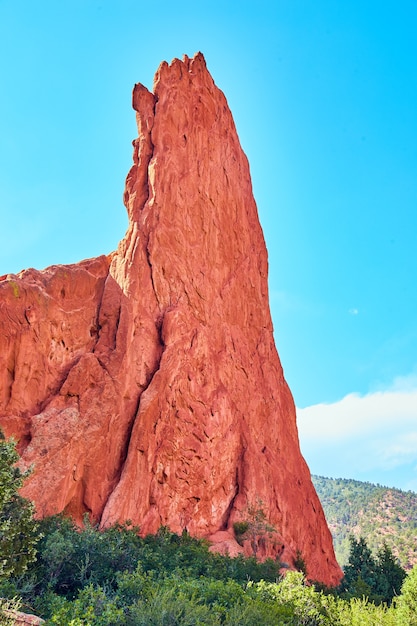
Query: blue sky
1 1 416 491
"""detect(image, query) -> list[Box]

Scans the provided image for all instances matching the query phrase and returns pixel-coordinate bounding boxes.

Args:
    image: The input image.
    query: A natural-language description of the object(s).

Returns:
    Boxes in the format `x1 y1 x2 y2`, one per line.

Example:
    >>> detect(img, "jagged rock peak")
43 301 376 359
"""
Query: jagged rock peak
0 53 342 586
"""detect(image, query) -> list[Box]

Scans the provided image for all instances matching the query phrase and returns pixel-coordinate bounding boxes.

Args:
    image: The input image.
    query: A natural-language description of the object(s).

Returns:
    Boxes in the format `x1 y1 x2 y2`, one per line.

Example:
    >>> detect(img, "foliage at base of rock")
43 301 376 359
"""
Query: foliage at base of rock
0 429 39 580
2 515 417 625
0 597 23 626
232 499 278 557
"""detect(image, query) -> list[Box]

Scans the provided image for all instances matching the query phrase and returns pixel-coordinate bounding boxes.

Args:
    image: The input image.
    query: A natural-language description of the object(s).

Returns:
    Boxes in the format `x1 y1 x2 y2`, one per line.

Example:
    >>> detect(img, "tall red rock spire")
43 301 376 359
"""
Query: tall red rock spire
0 53 342 585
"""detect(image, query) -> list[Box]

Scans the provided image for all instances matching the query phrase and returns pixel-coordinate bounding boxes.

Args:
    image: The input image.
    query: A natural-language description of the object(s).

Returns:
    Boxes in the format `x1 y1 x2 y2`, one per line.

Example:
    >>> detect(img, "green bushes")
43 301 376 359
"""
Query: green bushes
0 507 409 625
232 499 276 557
2 427 417 624
35 565 406 626
0 597 23 626
1 508 417 624
1 516 283 620
0 429 39 579
395 565 417 625
232 521 249 546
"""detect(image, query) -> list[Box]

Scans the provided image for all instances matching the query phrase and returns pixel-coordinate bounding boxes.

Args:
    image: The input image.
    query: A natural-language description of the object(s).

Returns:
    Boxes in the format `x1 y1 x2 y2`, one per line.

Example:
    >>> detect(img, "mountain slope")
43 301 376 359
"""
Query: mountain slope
312 475 417 569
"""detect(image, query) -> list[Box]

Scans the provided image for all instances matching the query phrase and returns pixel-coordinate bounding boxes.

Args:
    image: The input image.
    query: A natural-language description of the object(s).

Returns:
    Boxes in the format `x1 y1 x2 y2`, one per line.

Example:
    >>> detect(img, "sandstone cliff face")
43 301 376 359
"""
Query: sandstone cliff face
0 53 342 585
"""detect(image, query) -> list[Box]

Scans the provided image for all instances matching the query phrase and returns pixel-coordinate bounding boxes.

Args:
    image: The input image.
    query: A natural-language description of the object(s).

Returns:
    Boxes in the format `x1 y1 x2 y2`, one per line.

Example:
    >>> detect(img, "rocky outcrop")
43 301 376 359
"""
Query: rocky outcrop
3 609 44 626
0 53 342 586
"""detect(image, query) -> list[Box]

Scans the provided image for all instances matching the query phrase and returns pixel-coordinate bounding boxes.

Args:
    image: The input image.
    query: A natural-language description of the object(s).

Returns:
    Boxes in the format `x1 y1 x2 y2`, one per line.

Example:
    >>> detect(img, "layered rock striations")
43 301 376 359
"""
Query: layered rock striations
0 53 342 585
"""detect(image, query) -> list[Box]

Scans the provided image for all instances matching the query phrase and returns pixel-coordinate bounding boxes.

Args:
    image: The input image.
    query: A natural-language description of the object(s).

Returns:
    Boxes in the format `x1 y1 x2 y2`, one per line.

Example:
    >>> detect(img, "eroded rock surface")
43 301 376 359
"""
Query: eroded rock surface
0 53 342 585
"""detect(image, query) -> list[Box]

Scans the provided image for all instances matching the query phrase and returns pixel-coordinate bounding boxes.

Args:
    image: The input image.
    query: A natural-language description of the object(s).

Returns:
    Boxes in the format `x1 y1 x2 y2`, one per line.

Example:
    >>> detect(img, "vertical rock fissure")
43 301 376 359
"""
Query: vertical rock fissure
144 236 157 306
100 402 141 522
141 96 156 214
99 88 161 517
220 468 240 531
88 273 110 351
101 315 166 515
5 353 16 409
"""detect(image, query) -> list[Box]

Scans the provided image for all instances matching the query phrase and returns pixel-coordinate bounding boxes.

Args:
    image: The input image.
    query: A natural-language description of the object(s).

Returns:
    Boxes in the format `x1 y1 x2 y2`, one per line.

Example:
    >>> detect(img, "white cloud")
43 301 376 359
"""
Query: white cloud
296 372 417 489
373 431 417 468
382 370 417 393
297 383 417 442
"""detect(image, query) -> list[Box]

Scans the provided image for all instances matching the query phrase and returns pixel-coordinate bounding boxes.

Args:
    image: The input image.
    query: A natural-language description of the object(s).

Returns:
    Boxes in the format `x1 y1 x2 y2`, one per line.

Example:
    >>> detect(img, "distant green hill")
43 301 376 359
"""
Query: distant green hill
312 475 417 570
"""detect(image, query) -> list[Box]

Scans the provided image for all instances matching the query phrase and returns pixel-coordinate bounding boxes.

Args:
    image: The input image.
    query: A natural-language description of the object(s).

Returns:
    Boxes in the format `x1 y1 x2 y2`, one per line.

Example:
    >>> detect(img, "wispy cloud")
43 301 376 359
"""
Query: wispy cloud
297 372 417 490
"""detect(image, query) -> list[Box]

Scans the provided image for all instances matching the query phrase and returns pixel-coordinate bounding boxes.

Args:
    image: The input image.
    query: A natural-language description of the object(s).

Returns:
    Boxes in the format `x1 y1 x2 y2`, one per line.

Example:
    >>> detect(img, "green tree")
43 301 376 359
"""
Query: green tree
342 536 378 599
342 536 406 605
249 571 332 625
375 541 406 604
396 565 417 625
0 429 39 579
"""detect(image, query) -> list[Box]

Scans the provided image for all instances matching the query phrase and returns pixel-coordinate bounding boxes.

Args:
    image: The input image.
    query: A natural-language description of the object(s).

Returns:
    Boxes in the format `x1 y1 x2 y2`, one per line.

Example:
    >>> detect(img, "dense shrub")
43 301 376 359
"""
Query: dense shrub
395 564 417 625
2 513 417 625
0 429 39 579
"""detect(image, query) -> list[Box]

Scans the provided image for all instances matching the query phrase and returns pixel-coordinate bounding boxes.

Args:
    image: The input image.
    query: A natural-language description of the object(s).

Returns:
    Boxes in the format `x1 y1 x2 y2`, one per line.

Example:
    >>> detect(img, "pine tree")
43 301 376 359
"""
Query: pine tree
375 541 406 604
343 535 406 605
343 536 378 599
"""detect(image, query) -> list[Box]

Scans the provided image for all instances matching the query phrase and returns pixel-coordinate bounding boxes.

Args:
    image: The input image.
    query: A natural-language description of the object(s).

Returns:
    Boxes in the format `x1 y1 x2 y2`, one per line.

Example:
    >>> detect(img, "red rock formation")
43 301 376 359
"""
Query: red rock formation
4 608 44 625
0 53 342 586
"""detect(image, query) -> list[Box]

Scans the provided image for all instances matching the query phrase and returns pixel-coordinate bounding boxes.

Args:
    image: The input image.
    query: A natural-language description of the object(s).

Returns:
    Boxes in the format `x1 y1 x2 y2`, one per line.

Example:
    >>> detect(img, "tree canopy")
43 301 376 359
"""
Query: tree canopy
342 535 406 604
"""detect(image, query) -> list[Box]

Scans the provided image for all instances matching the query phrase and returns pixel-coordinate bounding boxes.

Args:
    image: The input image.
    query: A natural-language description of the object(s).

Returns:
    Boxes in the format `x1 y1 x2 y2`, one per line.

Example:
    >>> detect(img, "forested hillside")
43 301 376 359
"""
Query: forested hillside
312 475 417 569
